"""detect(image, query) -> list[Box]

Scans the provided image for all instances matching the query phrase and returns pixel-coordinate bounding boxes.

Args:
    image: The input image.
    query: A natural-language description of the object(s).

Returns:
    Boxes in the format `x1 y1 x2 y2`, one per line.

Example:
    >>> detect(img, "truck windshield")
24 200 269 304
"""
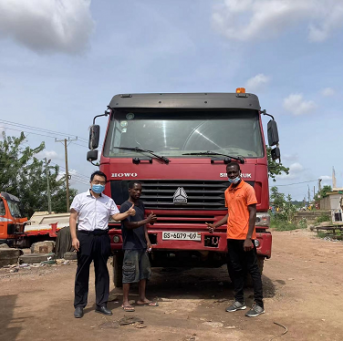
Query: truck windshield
103 109 264 158
7 200 23 218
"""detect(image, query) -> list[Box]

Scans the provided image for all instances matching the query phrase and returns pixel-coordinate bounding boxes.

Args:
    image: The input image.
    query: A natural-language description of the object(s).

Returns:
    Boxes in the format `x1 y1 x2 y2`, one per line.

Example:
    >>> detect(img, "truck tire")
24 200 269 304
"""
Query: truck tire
113 253 123 288
227 255 264 287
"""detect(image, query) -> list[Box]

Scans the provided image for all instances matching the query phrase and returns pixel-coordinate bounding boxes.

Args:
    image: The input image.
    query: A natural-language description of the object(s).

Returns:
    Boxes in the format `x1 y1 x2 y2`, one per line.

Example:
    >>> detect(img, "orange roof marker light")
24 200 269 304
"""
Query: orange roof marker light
236 88 246 94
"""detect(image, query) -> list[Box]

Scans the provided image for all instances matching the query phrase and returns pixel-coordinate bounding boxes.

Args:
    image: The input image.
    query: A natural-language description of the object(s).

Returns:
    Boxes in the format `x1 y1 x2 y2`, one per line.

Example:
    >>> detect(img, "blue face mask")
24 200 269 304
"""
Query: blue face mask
92 184 105 194
228 176 241 184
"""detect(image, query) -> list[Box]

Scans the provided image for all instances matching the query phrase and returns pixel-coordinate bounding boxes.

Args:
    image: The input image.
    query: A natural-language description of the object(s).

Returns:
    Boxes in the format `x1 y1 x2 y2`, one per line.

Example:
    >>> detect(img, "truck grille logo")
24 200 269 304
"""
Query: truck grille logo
111 173 138 178
220 173 252 178
173 187 188 204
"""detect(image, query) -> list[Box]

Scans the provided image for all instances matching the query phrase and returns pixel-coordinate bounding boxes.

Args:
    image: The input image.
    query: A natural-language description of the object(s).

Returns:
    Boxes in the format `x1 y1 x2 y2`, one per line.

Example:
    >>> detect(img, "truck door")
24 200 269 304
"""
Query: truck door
0 198 7 240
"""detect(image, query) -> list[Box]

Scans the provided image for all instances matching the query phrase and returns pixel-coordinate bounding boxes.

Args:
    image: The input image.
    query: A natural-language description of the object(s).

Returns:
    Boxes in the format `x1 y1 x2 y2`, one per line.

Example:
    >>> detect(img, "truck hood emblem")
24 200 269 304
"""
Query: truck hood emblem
173 187 188 204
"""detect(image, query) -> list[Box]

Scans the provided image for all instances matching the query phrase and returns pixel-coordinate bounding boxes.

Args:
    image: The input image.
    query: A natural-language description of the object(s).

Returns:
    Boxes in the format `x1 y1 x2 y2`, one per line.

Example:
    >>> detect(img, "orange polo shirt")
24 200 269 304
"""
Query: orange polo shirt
224 180 257 240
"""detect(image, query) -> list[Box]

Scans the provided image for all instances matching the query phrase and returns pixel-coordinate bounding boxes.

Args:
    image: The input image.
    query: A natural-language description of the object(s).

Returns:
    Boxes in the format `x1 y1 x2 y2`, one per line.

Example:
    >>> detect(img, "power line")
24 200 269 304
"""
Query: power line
2 126 61 140
71 142 90 149
2 124 104 150
269 179 317 187
2 126 95 150
18 142 90 181
0 119 87 142
49 161 89 179
1 120 106 153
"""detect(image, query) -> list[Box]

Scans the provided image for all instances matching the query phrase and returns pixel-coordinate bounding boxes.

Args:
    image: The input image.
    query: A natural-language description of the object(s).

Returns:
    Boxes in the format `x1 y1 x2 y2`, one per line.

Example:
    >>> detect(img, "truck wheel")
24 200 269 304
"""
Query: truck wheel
113 253 123 288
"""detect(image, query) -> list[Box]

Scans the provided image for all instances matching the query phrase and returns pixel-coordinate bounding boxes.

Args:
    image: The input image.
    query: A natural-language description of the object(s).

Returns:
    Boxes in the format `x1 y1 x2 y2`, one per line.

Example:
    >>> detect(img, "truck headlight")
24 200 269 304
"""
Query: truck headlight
255 213 270 227
113 235 120 243
254 239 260 247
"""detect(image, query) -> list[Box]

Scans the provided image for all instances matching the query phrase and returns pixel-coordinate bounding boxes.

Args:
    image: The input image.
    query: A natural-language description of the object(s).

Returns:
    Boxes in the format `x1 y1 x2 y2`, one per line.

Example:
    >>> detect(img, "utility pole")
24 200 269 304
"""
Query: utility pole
308 185 311 204
45 158 52 214
318 178 322 192
55 137 78 212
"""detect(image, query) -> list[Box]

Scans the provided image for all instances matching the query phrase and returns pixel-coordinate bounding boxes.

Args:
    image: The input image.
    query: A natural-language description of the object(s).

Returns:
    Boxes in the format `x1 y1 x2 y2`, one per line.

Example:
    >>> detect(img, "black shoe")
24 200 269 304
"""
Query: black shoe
95 305 112 316
74 307 84 318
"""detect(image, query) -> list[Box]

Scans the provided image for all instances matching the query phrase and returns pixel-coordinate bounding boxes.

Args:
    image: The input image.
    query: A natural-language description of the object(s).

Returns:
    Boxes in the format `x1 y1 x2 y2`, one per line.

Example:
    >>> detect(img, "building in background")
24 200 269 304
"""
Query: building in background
319 189 343 223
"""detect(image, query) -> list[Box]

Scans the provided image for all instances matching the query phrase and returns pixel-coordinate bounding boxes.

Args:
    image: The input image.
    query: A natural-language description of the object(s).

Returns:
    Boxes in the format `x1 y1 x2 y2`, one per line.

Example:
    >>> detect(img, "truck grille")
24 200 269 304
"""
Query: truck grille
140 180 228 210
110 179 254 211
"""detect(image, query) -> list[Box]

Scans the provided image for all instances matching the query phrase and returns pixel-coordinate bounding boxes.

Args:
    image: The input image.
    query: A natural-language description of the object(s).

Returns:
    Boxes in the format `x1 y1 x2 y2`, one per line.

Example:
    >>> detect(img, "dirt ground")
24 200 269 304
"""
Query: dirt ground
0 230 342 341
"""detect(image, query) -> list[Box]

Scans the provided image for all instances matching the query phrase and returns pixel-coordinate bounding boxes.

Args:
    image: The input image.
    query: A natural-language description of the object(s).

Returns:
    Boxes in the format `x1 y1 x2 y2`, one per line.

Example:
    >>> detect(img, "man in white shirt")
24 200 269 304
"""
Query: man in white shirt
69 171 135 318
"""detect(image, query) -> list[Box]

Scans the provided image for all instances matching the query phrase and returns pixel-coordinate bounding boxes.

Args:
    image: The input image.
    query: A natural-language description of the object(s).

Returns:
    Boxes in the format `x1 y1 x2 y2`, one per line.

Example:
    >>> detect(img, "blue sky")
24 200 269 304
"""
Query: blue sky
0 0 342 201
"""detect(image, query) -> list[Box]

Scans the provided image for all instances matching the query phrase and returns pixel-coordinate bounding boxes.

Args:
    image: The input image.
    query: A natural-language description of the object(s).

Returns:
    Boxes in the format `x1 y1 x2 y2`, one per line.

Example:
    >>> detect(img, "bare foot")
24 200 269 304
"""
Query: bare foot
122 303 135 312
137 299 158 306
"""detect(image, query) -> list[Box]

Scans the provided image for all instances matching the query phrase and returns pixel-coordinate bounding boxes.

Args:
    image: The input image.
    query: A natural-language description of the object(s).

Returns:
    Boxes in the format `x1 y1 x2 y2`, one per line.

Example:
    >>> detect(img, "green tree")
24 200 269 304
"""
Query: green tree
267 146 289 182
270 186 285 209
51 185 78 213
0 132 76 217
284 194 296 223
316 185 332 199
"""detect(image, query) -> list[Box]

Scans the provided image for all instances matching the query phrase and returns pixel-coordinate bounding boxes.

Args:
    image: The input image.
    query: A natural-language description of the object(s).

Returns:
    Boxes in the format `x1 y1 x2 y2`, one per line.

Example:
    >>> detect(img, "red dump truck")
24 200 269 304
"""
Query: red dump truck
87 89 281 286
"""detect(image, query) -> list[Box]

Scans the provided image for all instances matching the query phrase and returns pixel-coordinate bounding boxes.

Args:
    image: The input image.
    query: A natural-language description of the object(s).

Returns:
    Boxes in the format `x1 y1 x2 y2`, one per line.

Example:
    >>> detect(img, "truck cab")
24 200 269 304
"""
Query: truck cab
87 91 280 287
0 192 27 246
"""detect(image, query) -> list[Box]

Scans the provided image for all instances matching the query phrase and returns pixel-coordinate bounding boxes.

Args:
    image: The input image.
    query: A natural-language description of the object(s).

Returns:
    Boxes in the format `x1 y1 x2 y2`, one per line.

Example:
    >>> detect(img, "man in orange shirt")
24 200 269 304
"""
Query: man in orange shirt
206 162 264 317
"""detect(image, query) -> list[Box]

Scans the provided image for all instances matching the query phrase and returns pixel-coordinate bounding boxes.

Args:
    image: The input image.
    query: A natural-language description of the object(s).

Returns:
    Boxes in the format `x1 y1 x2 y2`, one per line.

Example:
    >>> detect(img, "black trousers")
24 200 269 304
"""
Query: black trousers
227 239 264 308
74 230 111 308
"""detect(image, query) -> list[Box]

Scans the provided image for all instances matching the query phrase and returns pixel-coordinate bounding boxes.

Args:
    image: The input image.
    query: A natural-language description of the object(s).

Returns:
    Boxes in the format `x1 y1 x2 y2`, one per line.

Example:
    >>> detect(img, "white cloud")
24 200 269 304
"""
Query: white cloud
321 87 336 97
36 150 61 161
57 169 89 186
282 153 299 162
276 162 304 180
283 93 317 116
289 162 303 173
0 0 95 54
320 175 332 181
212 0 343 42
246 74 270 92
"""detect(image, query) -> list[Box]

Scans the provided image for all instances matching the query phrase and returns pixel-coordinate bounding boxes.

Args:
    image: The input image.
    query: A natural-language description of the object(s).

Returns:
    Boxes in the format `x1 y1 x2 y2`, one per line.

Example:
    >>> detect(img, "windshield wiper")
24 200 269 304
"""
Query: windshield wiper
182 151 244 163
113 147 170 164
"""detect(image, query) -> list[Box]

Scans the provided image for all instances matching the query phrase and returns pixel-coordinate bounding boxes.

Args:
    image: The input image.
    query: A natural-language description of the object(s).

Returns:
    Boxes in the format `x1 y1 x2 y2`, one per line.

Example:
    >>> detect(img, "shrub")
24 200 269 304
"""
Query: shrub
315 213 331 224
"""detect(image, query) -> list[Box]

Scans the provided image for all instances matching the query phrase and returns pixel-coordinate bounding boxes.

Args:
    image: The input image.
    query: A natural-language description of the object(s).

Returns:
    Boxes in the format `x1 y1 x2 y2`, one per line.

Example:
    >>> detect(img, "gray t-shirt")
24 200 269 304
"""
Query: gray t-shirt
120 200 147 250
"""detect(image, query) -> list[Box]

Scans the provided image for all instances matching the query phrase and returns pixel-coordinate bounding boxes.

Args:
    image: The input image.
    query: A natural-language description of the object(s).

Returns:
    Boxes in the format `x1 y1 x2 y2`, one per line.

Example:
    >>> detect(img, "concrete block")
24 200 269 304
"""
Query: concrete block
20 253 56 264
0 248 22 267
31 241 56 254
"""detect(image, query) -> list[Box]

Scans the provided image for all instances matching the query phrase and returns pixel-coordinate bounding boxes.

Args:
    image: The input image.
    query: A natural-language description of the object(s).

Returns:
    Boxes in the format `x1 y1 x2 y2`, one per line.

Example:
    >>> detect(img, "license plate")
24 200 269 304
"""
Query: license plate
162 231 201 241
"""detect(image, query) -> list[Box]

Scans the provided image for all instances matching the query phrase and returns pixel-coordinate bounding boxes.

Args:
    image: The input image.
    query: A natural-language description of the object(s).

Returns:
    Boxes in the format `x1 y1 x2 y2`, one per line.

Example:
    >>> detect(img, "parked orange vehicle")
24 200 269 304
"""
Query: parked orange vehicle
0 192 28 246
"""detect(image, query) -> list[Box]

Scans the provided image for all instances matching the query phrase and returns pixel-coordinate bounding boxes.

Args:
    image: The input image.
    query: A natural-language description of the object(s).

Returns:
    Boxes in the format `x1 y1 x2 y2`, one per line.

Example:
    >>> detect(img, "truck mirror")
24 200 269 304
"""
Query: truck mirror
89 125 100 150
271 147 280 161
267 120 279 146
87 150 98 162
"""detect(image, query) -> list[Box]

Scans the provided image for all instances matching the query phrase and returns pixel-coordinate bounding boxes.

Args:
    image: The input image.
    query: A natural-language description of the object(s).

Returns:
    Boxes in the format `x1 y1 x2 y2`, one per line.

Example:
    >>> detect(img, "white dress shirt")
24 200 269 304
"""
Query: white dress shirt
70 190 119 231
